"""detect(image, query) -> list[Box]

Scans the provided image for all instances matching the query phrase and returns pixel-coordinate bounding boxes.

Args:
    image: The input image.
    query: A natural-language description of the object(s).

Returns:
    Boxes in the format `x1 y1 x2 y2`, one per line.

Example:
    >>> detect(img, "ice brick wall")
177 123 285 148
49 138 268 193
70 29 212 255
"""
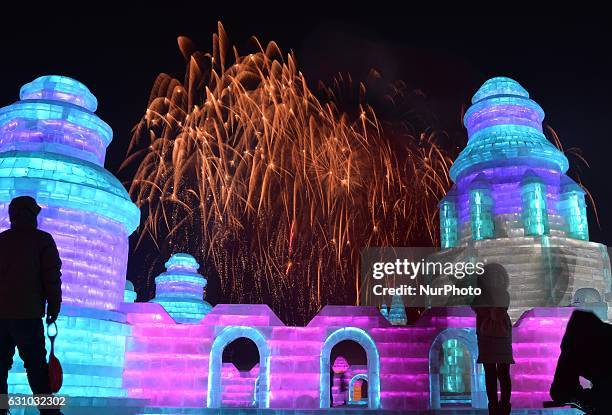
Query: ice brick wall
121 302 213 407
8 306 131 398
120 303 571 410
220 363 259 407
511 308 573 407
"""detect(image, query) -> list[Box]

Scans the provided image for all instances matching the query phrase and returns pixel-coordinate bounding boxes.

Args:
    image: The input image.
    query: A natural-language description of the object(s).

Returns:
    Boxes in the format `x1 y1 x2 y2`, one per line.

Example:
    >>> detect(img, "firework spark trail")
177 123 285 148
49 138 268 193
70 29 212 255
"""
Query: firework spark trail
124 22 452 324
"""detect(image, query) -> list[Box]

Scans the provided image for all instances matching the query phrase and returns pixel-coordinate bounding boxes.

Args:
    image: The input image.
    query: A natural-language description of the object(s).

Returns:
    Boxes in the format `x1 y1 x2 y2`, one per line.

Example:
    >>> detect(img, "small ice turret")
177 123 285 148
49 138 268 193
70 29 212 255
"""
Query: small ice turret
152 253 212 323
124 280 137 303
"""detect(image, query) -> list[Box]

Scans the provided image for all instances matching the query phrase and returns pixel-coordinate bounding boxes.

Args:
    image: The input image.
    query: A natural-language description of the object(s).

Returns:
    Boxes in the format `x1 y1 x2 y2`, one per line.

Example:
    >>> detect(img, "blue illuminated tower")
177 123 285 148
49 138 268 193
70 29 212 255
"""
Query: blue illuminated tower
439 77 611 319
152 253 212 323
2 76 140 397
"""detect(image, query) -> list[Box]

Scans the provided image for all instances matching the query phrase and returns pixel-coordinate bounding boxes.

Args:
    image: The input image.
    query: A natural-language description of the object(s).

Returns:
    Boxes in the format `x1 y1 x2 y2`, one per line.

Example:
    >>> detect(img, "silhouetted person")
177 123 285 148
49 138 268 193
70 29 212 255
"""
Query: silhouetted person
0 196 62 415
471 263 513 415
550 309 612 413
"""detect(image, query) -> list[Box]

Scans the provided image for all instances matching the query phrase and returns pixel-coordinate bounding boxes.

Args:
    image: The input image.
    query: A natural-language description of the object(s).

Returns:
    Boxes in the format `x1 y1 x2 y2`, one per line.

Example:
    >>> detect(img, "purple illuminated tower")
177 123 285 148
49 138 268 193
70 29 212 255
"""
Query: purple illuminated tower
439 77 611 320
1 75 140 398
0 75 140 311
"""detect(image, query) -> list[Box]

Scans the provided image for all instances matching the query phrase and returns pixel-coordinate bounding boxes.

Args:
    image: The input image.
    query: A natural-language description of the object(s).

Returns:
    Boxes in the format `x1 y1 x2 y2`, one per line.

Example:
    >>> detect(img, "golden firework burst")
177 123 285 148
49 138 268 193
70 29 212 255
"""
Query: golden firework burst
124 22 452 324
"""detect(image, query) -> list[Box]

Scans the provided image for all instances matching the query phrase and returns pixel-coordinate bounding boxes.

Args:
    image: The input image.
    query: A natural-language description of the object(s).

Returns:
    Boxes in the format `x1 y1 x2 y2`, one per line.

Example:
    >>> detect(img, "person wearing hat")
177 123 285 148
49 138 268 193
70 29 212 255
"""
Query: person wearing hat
0 196 62 415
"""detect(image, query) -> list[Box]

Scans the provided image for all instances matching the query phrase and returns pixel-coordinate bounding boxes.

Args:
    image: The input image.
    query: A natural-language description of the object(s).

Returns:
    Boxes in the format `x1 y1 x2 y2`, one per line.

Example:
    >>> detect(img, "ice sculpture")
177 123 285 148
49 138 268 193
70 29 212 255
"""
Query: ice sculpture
388 294 407 325
2 75 139 398
380 304 389 320
0 75 140 311
438 77 612 320
152 253 212 323
439 188 458 249
440 339 467 394
124 280 137 303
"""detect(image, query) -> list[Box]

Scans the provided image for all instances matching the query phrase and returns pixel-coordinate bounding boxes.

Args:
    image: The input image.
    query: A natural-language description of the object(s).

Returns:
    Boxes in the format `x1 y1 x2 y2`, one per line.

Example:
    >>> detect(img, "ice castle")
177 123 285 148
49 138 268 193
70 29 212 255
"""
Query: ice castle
439 77 612 320
2 75 610 412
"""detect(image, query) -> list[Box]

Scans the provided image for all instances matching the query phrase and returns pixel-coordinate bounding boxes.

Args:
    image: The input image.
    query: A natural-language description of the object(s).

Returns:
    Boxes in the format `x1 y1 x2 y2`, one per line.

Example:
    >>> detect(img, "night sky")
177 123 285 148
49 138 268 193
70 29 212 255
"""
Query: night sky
1 10 610 290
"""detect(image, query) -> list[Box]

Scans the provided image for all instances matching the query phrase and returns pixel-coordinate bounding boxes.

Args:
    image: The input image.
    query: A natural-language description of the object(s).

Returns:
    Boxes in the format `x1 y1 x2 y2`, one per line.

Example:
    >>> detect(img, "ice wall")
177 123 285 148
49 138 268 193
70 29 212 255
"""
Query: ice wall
119 303 568 410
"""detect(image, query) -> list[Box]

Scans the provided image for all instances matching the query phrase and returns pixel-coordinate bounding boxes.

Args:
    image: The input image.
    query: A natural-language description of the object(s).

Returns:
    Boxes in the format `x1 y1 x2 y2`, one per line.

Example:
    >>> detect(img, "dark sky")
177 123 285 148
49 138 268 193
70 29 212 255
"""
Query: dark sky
1 10 610 264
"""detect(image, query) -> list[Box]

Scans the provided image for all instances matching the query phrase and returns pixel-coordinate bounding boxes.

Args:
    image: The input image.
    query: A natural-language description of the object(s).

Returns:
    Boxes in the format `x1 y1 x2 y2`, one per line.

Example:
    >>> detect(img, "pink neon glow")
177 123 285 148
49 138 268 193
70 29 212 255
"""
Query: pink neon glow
120 304 570 409
220 364 259 407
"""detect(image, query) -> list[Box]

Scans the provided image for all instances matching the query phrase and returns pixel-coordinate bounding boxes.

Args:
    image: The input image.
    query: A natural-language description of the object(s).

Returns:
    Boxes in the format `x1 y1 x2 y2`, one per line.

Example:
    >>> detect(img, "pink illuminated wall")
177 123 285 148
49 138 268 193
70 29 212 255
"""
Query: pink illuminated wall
220 363 259 407
511 307 573 408
119 302 569 410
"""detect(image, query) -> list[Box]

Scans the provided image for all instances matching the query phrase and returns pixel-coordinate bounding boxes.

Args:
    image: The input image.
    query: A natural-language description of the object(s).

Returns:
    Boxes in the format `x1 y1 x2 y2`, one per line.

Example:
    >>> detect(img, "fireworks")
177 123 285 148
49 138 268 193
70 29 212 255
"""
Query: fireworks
124 22 452 324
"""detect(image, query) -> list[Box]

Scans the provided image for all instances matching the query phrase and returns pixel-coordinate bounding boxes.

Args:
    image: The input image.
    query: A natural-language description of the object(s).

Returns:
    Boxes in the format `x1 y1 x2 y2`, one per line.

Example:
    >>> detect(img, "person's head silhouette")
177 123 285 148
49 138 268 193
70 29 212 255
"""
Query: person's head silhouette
8 196 41 229
478 263 510 307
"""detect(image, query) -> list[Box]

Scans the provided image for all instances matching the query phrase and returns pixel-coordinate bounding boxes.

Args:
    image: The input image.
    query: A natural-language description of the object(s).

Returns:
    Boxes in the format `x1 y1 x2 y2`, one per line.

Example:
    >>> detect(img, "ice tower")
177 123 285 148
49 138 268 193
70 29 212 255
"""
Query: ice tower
152 253 212 323
439 77 612 320
1 75 140 397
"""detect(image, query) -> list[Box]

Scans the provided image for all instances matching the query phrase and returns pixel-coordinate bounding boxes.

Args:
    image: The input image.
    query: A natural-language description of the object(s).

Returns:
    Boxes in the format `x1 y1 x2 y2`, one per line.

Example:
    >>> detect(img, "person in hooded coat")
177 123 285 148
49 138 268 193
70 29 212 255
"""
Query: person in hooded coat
0 196 62 415
471 263 514 415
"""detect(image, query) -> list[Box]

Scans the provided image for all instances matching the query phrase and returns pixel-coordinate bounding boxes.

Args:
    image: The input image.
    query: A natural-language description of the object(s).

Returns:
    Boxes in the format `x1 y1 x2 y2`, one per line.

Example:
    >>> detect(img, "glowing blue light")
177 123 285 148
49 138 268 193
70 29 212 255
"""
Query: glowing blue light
388 294 407 326
439 191 458 248
124 280 137 303
468 176 494 240
152 253 212 323
165 252 200 270
521 172 549 236
0 152 139 233
380 304 389 320
450 77 569 182
429 328 487 409
440 339 467 393
8 307 131 397
471 76 530 103
558 177 589 240
20 75 98 111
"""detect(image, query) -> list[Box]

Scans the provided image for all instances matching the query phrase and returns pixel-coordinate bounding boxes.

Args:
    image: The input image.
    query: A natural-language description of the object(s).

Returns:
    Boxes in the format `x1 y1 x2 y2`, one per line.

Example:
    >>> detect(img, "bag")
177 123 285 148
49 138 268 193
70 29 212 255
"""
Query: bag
47 322 63 393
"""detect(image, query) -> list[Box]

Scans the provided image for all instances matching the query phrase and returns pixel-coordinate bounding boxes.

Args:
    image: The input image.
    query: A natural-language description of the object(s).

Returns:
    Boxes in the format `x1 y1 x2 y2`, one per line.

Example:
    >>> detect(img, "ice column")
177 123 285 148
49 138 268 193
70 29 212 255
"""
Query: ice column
558 177 589 240
439 189 458 248
468 175 494 240
521 172 549 236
